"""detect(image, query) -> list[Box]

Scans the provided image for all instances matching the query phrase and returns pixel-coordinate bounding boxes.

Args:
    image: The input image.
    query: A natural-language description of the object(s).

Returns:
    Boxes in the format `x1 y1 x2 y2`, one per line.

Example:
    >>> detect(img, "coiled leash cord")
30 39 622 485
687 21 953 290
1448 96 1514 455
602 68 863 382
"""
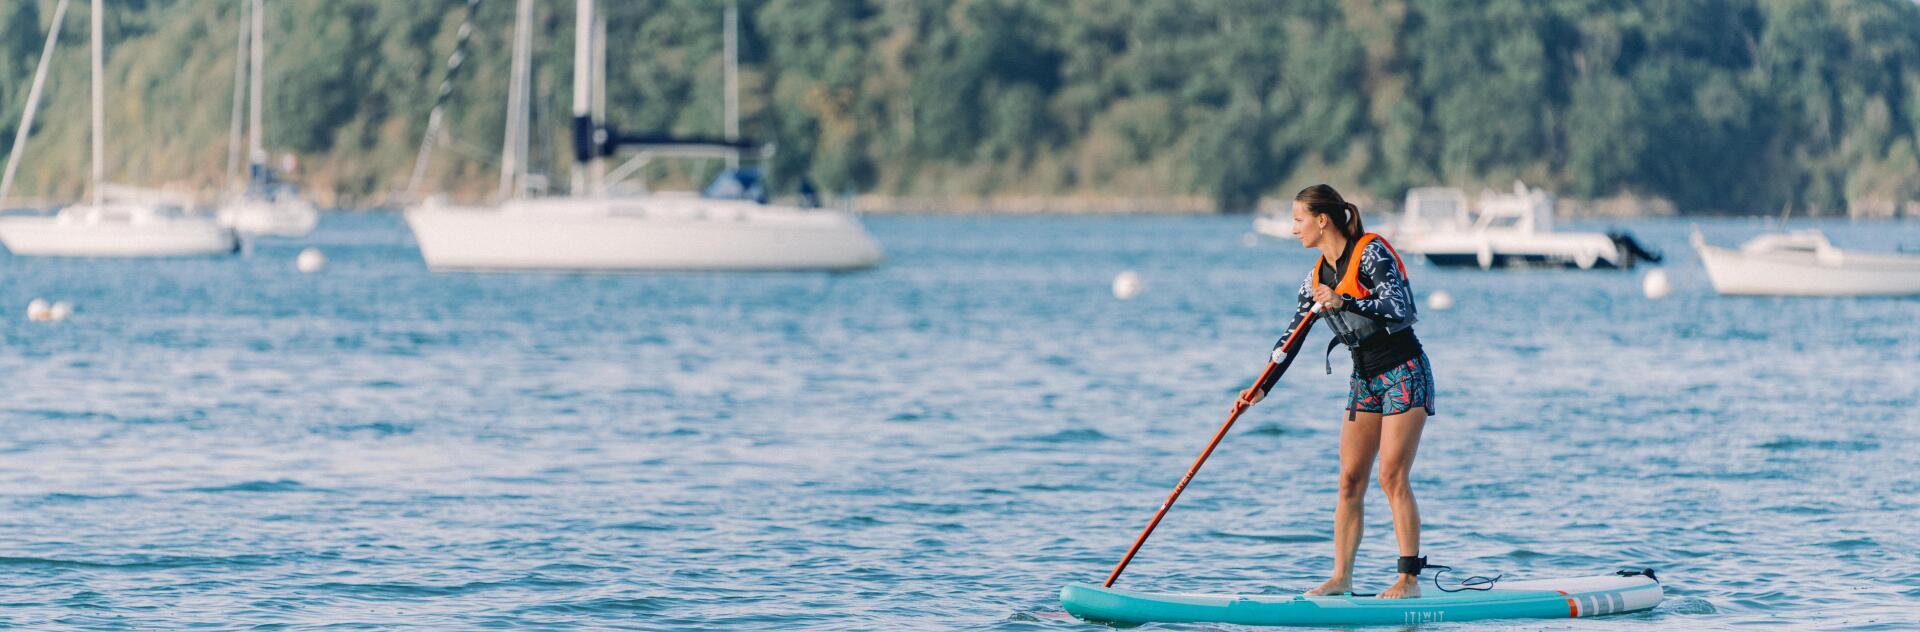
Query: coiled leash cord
1400 556 1503 593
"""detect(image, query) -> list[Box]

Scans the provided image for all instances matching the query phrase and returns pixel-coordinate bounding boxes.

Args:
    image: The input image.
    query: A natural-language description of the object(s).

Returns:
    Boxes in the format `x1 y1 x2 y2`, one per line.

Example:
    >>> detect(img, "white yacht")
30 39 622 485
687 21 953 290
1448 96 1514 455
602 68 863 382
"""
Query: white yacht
1392 181 1660 269
213 0 318 238
0 0 237 257
410 191 883 272
404 0 882 272
1692 229 1920 296
0 195 237 257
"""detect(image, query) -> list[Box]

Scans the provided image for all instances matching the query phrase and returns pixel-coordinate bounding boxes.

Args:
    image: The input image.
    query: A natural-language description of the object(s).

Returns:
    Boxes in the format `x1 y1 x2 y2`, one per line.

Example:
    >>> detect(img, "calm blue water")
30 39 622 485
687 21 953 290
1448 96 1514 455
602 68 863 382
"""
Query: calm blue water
0 213 1916 629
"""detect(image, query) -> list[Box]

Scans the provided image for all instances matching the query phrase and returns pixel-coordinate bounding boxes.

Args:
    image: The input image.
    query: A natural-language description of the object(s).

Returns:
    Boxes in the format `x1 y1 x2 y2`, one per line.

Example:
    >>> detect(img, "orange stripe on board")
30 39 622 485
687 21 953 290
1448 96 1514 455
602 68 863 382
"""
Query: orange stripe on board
1566 597 1579 617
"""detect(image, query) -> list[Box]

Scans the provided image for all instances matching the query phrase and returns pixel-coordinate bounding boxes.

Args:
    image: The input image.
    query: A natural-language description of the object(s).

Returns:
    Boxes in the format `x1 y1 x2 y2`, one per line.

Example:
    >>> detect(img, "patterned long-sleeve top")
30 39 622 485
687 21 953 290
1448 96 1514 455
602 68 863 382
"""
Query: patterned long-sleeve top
1258 238 1419 391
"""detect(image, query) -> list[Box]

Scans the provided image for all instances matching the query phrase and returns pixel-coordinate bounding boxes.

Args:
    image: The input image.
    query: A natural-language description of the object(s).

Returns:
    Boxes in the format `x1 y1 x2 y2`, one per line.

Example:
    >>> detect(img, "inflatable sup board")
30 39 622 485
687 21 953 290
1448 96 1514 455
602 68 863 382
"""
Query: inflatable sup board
1061 571 1662 626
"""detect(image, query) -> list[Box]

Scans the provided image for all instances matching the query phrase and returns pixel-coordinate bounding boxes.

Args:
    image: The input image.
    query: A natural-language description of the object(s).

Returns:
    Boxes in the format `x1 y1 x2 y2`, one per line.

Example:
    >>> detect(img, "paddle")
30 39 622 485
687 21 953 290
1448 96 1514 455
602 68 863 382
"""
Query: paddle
1101 306 1322 588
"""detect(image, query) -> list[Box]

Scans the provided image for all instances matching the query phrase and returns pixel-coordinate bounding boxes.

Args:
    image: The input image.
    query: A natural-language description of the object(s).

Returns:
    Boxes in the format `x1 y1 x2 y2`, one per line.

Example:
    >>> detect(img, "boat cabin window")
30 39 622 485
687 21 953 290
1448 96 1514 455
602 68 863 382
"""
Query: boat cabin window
1481 214 1524 229
1416 200 1458 217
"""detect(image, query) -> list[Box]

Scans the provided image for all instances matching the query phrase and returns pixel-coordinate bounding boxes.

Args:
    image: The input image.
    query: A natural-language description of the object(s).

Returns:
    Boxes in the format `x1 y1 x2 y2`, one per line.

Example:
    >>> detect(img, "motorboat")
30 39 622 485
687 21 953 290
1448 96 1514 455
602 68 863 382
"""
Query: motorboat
1692 229 1920 296
1392 182 1660 269
403 0 882 272
0 0 238 258
1251 210 1289 239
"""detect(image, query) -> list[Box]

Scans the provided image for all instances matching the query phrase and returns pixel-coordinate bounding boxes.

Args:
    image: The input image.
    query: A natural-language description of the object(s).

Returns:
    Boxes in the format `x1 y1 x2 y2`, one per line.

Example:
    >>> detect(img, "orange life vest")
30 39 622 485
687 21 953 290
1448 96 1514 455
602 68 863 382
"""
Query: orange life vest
1313 233 1407 300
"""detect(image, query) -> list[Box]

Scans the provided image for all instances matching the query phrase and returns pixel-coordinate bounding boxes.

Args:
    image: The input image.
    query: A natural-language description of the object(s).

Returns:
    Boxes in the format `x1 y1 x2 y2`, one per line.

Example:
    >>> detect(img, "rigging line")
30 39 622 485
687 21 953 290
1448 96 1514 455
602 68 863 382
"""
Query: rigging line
405 0 484 201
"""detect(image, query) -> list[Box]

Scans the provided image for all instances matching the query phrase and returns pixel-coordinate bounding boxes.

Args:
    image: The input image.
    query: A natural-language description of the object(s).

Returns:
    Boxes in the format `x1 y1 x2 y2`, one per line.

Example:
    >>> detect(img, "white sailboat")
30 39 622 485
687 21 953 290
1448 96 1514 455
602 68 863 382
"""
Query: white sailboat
404 0 884 272
1692 229 1920 296
0 0 238 257
1391 182 1660 270
213 0 318 238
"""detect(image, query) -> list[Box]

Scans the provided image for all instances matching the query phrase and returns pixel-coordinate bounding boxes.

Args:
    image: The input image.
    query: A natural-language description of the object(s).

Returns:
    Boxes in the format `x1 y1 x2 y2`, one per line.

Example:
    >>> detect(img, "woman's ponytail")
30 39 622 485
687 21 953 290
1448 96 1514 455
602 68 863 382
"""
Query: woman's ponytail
1294 184 1365 241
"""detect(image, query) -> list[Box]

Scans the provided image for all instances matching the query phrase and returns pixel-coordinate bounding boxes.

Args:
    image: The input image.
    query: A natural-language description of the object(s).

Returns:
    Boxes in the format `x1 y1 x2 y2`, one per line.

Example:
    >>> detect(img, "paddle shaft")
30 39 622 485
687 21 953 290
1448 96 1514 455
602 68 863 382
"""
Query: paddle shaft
1102 309 1318 588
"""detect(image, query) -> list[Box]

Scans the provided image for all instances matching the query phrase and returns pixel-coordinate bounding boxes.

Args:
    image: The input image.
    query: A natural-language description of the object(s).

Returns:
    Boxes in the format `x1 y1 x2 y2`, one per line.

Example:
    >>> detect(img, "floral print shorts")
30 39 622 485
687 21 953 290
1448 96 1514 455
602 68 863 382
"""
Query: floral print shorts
1347 352 1436 417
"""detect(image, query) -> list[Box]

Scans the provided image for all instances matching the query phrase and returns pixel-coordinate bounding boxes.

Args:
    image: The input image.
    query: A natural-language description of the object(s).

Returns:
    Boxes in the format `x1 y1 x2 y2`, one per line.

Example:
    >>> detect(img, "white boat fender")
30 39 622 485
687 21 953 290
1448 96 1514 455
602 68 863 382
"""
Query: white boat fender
1576 249 1597 269
1816 245 1846 267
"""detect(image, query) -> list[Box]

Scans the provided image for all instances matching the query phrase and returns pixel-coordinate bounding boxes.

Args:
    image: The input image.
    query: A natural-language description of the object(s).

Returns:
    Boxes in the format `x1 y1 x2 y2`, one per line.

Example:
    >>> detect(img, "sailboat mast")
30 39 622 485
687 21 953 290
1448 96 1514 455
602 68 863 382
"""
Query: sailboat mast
724 0 739 168
225 0 249 191
590 7 607 194
519 13 535 197
90 0 103 206
0 0 71 207
247 0 265 166
500 0 533 201
570 0 593 196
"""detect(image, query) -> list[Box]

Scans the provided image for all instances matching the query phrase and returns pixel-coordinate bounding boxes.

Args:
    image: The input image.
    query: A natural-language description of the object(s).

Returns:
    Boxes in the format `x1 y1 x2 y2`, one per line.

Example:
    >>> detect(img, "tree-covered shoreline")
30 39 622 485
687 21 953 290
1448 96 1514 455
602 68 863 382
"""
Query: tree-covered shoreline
2 0 1917 216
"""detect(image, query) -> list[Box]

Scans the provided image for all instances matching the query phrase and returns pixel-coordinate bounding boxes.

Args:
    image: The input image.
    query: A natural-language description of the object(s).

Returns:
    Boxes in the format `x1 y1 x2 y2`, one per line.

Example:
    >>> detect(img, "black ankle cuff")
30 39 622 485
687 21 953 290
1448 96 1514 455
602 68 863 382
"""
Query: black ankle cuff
1398 555 1427 576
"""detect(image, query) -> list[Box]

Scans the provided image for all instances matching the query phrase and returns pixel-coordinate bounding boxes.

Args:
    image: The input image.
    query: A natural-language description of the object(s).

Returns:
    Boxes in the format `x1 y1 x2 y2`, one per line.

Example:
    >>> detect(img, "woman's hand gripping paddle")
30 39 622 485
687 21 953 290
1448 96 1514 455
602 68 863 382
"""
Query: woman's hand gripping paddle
1100 306 1322 588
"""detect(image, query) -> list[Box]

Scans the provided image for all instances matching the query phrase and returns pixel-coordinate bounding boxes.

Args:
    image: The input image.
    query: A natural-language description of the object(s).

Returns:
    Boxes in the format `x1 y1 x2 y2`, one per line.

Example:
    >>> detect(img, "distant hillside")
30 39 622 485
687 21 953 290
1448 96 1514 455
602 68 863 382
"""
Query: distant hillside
2 0 1918 215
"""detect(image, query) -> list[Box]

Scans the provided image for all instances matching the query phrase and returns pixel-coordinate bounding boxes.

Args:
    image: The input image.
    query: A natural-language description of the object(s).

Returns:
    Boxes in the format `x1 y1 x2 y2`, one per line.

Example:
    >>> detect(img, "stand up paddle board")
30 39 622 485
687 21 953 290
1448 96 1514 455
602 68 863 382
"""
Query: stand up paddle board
1061 571 1662 627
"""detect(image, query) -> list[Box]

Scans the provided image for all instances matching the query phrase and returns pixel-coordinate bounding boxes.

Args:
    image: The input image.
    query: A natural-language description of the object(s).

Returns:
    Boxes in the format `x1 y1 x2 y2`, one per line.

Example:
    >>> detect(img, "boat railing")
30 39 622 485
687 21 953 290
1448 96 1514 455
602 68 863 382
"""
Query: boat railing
601 140 776 196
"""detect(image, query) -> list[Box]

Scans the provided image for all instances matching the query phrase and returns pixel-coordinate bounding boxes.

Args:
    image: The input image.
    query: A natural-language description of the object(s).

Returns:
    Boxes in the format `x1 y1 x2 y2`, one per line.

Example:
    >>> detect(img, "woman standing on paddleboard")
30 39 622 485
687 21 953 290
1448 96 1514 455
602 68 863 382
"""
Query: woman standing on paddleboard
1240 184 1435 599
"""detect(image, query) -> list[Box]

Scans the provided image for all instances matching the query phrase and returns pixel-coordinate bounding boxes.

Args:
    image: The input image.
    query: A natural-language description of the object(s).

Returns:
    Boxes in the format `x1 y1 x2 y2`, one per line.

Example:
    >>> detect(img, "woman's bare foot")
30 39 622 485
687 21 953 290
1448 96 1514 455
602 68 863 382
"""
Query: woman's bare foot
1303 577 1353 596
1378 574 1421 599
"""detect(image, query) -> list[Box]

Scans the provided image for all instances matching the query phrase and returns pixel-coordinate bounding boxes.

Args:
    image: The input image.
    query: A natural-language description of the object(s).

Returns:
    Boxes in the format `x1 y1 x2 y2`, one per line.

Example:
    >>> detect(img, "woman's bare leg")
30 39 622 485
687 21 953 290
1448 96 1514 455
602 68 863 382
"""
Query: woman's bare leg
1305 411 1382 595
1376 408 1428 599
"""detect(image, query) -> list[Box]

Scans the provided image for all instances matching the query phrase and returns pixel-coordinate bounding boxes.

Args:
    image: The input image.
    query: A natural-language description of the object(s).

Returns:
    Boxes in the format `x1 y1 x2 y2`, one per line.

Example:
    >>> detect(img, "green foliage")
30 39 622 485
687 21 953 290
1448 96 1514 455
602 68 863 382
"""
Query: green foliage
0 0 1918 213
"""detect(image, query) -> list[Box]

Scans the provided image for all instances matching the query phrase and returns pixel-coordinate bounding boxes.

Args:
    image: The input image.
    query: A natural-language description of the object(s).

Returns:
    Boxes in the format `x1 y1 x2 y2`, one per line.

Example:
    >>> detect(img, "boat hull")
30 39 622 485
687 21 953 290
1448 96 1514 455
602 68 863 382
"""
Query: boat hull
0 216 238 257
1400 231 1635 270
1423 252 1623 270
217 199 318 237
404 198 884 272
1695 242 1920 296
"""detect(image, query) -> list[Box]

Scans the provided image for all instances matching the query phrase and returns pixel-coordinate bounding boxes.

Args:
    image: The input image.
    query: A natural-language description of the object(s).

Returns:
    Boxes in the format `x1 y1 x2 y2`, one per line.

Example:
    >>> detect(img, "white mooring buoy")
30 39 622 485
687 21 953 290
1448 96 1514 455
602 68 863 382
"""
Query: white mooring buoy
296 247 327 273
1112 270 1144 300
1642 269 1672 300
1426 290 1454 311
